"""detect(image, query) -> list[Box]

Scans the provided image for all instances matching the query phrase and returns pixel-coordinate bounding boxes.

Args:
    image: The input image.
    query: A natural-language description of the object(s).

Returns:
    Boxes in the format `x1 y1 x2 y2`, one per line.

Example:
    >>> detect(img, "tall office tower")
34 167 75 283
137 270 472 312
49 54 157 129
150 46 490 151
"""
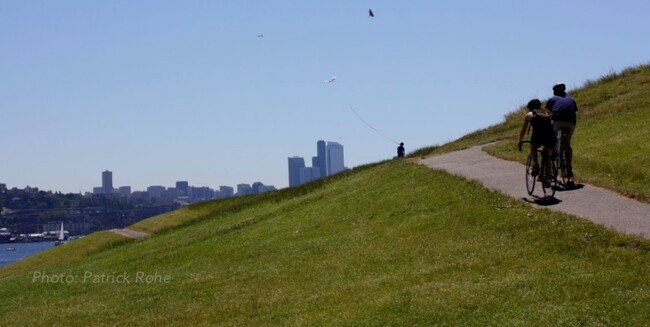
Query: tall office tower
288 156 306 187
316 140 327 178
327 142 345 176
102 170 113 194
176 181 189 196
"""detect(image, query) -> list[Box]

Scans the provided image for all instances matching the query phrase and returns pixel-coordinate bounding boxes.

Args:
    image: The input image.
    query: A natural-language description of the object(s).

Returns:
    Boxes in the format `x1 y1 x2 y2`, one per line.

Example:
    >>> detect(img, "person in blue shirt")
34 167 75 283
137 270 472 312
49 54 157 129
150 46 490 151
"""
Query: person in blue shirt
545 83 578 186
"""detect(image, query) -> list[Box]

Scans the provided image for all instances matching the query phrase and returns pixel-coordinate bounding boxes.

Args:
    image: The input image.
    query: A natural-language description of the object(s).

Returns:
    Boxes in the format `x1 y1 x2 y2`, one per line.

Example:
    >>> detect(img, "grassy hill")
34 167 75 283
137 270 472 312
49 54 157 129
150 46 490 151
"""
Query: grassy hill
1 64 649 326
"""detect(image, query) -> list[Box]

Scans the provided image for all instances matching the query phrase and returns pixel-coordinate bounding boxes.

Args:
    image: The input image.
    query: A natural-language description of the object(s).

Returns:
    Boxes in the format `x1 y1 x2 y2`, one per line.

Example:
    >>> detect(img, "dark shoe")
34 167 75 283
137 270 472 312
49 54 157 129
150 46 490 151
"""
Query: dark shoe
531 165 539 177
566 180 575 188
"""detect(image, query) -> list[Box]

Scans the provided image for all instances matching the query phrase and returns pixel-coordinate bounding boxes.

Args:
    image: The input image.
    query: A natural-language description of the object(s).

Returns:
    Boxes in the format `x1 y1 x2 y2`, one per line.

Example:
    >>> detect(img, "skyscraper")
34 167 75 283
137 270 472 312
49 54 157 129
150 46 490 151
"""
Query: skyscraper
316 140 327 178
288 156 306 187
327 142 345 176
102 170 113 194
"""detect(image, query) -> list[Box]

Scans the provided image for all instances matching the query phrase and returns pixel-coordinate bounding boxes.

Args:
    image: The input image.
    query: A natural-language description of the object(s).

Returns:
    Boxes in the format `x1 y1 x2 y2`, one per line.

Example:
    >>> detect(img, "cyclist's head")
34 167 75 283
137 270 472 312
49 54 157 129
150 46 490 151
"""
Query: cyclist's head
552 83 566 94
527 99 541 111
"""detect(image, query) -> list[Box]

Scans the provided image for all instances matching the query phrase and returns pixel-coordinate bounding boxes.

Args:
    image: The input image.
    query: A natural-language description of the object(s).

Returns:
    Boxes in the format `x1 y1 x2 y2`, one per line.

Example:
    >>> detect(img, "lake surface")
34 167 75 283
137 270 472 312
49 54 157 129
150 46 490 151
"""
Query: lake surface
0 241 56 268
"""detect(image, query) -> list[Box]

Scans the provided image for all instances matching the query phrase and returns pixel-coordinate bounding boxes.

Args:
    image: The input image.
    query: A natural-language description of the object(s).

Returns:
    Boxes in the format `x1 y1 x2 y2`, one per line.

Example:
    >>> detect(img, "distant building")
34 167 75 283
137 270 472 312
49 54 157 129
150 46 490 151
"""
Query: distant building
327 142 345 176
102 170 114 194
147 186 166 199
118 186 131 196
93 187 105 195
176 181 189 197
316 140 327 178
288 157 306 187
219 185 234 198
0 183 6 194
190 186 213 201
236 184 253 196
299 167 321 185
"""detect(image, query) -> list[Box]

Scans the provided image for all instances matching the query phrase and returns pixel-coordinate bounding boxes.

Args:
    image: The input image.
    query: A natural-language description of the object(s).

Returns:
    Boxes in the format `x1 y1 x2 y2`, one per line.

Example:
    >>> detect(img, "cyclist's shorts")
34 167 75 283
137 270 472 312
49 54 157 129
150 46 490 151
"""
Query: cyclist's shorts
553 121 576 144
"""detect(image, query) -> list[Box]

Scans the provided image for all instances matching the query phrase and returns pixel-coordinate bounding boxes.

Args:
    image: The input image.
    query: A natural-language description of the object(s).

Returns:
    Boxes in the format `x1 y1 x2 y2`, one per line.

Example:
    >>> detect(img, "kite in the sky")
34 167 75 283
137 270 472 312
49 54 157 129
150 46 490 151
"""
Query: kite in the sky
257 34 264 38
324 76 337 83
368 9 374 17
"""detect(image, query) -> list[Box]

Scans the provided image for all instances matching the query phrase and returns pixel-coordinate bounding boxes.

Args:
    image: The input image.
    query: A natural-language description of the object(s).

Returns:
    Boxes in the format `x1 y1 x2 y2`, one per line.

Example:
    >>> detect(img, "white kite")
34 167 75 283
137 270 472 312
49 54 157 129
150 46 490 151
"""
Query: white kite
324 76 336 83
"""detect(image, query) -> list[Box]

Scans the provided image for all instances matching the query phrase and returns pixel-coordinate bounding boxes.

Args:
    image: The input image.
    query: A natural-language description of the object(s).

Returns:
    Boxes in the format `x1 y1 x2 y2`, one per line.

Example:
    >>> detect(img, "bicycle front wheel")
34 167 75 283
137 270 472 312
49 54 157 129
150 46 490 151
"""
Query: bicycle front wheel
526 153 536 195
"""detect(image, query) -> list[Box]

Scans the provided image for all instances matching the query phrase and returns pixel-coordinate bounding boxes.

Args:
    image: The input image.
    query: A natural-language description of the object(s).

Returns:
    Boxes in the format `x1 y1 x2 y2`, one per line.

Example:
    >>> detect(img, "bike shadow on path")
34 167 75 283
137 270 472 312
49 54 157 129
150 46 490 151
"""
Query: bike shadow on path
523 196 562 206
555 183 585 192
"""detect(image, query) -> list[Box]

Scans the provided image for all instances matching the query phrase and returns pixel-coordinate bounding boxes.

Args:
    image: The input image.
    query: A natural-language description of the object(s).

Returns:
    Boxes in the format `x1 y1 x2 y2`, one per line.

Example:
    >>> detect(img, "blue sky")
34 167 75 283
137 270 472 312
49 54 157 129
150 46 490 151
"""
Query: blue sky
2 1 649 193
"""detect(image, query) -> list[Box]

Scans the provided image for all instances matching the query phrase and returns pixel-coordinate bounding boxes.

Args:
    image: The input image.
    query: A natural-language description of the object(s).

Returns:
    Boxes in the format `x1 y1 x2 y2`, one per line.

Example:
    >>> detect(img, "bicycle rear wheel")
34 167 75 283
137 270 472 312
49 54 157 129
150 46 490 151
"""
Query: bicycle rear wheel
541 158 557 198
556 146 568 186
526 153 536 195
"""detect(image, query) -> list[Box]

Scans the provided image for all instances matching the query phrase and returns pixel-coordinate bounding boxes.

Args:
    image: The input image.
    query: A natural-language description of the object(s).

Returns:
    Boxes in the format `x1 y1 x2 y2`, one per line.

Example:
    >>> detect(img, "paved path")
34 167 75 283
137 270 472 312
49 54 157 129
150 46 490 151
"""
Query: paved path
109 228 149 240
419 145 650 239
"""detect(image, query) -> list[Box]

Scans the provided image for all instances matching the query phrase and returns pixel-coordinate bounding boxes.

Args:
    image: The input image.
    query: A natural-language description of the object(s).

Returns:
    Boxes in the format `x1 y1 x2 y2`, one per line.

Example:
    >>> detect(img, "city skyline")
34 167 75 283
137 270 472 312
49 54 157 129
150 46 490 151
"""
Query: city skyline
289 140 346 187
88 169 274 199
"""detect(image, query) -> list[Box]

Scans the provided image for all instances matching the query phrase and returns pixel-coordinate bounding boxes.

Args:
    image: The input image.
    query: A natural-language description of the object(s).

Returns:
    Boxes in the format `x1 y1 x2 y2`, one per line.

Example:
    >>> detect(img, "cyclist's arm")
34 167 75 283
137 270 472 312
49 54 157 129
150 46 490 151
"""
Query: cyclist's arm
518 113 532 147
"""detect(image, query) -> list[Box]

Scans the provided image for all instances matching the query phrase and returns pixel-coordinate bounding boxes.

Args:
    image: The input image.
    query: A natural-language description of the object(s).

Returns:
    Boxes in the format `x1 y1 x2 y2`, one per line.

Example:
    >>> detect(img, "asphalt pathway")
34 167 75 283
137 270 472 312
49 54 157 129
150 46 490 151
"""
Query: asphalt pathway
419 145 650 239
109 228 149 240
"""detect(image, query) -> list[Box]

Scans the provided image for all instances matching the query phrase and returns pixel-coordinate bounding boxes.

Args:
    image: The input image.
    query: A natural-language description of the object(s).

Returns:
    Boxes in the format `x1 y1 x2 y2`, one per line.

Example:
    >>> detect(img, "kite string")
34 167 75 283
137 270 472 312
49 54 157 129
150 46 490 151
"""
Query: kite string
347 103 400 145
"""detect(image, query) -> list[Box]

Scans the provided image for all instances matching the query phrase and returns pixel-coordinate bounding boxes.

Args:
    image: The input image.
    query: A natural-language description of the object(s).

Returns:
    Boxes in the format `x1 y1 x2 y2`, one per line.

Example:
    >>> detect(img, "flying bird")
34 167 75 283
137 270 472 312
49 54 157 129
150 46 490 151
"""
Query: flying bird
324 76 337 83
368 9 374 17
257 34 264 38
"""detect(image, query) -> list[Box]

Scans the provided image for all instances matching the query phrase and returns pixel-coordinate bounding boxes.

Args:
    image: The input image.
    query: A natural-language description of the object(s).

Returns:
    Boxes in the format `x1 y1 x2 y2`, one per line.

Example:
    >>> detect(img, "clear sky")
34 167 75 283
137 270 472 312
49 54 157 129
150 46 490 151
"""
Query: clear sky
2 1 649 194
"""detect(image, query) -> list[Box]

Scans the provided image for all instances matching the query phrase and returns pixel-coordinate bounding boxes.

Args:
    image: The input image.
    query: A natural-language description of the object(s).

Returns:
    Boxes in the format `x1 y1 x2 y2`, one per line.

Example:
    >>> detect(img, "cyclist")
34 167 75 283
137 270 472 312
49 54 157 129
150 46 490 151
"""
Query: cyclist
518 99 557 186
545 83 578 186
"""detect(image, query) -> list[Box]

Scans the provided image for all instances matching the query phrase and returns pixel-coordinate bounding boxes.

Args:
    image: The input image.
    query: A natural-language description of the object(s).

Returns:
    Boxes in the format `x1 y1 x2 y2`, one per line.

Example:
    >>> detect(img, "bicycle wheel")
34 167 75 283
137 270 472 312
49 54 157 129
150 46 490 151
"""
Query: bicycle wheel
541 157 557 198
525 153 536 195
556 146 568 186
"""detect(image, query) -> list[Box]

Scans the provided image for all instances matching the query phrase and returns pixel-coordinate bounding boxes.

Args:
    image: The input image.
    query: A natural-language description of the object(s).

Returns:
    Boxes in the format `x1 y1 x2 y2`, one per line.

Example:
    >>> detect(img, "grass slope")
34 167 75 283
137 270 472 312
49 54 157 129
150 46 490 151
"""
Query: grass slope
2 63 649 326
1 160 649 326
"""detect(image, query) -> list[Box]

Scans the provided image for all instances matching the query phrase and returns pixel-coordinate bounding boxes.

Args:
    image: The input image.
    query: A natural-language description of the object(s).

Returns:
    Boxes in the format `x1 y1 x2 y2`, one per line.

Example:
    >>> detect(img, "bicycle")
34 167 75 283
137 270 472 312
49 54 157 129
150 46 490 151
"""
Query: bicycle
555 127 570 187
520 141 557 198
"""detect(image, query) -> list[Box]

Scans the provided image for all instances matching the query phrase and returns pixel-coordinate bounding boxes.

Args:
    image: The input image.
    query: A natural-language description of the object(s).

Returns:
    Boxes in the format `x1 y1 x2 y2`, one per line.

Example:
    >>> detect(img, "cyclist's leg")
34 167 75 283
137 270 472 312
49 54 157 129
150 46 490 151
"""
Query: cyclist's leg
543 146 554 179
529 144 540 176
553 121 576 178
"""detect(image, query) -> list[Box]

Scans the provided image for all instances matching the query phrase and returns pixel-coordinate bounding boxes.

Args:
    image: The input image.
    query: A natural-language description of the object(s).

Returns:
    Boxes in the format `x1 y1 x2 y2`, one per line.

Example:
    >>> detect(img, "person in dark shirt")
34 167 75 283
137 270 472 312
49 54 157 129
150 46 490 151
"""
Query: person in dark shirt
518 99 556 182
397 142 405 158
545 83 578 185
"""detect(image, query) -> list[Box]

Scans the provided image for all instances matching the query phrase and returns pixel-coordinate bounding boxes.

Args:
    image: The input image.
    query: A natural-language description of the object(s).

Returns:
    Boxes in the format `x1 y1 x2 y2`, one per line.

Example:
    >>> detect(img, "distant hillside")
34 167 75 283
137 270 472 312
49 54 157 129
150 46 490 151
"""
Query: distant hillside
1 64 649 326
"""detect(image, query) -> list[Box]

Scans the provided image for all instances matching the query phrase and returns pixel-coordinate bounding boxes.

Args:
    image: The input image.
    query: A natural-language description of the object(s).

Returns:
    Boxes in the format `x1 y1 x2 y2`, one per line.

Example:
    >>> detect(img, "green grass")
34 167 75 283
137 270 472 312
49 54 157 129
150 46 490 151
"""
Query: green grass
2 63 650 326
1 160 649 326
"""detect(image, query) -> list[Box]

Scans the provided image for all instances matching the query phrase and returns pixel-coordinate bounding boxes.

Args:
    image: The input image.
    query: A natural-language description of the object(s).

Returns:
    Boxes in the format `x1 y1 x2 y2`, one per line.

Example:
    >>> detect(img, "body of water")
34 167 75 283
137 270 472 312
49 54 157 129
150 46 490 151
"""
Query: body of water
1 242 56 268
